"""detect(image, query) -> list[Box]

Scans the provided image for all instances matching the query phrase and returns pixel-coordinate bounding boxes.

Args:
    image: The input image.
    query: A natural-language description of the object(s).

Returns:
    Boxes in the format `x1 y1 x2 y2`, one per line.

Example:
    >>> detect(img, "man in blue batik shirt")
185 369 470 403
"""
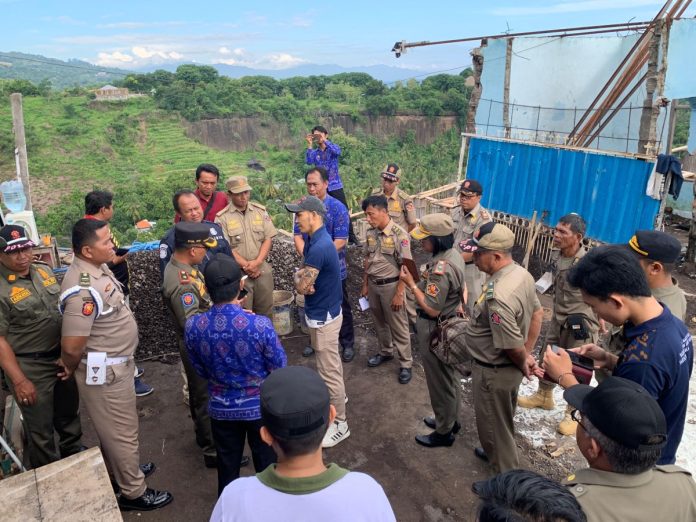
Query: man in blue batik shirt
293 167 355 362
305 125 358 244
185 253 287 497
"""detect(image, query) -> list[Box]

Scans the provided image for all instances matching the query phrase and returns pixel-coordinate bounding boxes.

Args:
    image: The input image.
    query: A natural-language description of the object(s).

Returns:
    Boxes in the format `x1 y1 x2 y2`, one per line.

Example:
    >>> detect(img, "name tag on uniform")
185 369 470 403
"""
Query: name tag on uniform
535 271 553 294
87 352 107 385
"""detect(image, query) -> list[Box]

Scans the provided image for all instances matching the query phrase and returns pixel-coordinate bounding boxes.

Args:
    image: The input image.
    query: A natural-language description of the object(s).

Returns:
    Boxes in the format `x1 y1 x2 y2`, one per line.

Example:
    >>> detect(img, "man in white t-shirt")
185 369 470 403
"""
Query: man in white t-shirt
210 366 396 522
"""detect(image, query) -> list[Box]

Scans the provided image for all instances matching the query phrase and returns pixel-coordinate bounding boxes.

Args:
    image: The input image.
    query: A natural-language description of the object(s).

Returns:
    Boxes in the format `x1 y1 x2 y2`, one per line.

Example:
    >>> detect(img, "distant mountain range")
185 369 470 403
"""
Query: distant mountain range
0 51 459 89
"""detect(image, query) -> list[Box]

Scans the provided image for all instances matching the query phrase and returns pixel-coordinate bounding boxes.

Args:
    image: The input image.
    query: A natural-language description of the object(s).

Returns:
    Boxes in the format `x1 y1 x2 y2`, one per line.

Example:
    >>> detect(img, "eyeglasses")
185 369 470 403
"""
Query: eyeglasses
459 193 478 200
570 409 588 432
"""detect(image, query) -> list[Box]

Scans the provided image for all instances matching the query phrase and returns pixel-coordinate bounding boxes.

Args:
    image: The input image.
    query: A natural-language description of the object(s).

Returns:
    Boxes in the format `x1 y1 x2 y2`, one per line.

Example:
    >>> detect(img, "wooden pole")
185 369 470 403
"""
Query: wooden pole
9 93 32 211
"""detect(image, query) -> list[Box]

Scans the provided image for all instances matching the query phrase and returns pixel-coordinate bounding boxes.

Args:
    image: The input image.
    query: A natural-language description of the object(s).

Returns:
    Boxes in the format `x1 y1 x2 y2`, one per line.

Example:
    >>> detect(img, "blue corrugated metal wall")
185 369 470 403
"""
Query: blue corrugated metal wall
466 137 660 244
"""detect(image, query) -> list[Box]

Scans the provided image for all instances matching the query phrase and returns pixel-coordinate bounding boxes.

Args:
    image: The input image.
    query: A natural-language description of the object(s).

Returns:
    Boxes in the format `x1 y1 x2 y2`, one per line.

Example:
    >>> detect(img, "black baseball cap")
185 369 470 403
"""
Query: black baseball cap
627 230 682 264
381 163 401 181
284 195 326 216
564 377 667 450
0 225 35 253
203 253 242 292
174 222 218 248
261 366 330 440
458 179 483 195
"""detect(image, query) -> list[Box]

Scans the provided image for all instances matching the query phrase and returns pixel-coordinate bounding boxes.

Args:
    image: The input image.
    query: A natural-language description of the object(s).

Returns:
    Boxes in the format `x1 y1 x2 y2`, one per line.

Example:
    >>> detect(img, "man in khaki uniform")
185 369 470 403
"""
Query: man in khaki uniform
563 376 696 522
463 222 543 472
518 213 601 436
361 195 417 384
0 225 82 468
399 214 466 447
162 222 217 467
60 218 171 511
370 164 417 232
452 179 492 315
216 176 277 318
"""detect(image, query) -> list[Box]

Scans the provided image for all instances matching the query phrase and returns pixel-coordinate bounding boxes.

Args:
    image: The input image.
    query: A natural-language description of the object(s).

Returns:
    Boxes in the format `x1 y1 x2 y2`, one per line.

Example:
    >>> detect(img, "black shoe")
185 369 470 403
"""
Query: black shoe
302 345 315 357
368 354 394 367
240 455 250 467
474 447 489 462
140 462 156 477
203 454 217 468
342 346 355 362
118 488 173 512
399 368 412 384
423 417 461 434
415 431 455 448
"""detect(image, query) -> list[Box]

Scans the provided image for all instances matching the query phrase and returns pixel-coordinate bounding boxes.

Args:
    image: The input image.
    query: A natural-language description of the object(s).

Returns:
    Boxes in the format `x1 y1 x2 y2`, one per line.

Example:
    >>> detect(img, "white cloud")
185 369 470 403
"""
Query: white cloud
266 52 306 68
95 51 134 67
132 46 184 60
233 48 245 56
219 47 231 54
97 21 187 29
491 0 661 16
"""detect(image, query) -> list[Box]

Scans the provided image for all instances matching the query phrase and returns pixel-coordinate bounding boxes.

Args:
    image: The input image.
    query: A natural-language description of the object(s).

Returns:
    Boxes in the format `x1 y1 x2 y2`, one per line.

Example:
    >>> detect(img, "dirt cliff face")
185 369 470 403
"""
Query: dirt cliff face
184 114 459 151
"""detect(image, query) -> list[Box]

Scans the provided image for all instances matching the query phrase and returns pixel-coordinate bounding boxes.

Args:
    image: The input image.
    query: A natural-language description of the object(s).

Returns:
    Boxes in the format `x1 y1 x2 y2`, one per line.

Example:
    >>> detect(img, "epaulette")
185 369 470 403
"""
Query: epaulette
480 208 491 220
249 201 266 211
79 272 91 287
215 204 231 217
179 270 192 284
485 281 495 300
370 187 381 195
432 260 448 275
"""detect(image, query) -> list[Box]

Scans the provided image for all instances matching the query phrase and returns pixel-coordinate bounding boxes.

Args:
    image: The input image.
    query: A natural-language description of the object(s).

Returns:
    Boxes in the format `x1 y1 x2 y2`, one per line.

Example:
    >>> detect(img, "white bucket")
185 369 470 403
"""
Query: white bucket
272 290 294 336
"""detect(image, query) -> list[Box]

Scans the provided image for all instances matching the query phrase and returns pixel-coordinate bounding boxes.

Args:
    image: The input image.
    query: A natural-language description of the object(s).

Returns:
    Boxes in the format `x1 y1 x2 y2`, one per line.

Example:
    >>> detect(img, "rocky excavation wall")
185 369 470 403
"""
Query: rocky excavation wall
184 114 459 151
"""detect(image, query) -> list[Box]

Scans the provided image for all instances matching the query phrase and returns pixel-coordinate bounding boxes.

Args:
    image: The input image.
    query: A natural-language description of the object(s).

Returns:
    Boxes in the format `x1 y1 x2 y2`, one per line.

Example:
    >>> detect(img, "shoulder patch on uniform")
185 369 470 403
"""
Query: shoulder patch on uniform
79 272 91 287
181 292 195 308
426 283 440 297
401 238 409 248
490 311 502 325
82 302 95 316
432 260 447 275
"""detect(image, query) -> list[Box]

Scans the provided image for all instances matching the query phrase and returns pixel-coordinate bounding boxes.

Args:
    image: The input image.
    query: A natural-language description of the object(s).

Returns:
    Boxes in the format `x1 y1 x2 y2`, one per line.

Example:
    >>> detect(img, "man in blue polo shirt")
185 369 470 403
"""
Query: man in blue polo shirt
286 196 350 448
293 167 354 362
542 245 692 465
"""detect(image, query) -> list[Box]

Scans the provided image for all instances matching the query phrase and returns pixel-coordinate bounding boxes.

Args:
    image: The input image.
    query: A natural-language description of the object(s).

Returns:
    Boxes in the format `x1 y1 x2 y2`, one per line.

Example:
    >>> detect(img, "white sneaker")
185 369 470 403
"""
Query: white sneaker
322 420 350 448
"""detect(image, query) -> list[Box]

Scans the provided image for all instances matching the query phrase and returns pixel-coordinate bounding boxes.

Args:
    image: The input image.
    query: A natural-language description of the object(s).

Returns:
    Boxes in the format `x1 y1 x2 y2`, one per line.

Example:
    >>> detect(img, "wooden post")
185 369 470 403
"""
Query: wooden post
9 93 32 211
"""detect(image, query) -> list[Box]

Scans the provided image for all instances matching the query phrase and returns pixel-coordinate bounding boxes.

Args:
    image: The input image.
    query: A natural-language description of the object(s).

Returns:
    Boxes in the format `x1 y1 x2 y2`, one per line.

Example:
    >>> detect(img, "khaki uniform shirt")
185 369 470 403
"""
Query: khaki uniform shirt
652 279 687 322
364 220 413 279
0 263 62 355
162 257 211 334
466 263 541 365
371 187 417 231
452 203 492 248
215 202 277 262
549 247 600 338
60 256 138 358
565 466 696 522
417 248 466 318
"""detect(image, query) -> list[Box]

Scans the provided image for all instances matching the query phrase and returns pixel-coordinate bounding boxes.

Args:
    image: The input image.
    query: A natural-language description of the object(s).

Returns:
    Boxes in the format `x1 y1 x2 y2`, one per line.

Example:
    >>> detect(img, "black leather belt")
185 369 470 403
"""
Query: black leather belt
371 276 400 286
16 347 61 360
472 357 515 369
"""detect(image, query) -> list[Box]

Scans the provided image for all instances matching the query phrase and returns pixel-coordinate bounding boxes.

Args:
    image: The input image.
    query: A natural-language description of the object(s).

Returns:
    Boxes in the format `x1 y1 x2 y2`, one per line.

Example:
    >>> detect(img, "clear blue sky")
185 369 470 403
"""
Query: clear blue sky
0 0 687 73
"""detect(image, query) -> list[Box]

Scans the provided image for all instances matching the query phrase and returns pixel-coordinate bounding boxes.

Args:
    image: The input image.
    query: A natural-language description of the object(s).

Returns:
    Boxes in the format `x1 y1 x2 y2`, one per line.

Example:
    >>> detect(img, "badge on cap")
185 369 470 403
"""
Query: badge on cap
10 230 20 240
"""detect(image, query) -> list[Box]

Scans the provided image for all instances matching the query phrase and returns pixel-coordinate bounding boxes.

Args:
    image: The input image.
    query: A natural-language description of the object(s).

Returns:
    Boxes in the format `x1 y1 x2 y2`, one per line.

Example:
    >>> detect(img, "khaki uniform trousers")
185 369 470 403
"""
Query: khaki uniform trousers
472 362 523 473
464 264 486 316
309 315 346 420
75 359 146 499
417 316 460 434
177 337 215 456
368 281 412 368
245 261 274 319
405 293 417 325
6 358 82 468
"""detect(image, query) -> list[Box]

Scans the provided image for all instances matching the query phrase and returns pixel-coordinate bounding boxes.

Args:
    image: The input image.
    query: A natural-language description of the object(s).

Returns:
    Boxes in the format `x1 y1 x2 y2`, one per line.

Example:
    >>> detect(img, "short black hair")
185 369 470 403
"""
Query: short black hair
426 233 455 256
72 218 108 254
558 213 586 237
208 281 240 304
306 166 328 183
361 195 388 212
84 191 113 216
567 245 651 300
473 469 587 522
195 163 220 180
270 418 331 458
173 189 197 213
311 125 328 135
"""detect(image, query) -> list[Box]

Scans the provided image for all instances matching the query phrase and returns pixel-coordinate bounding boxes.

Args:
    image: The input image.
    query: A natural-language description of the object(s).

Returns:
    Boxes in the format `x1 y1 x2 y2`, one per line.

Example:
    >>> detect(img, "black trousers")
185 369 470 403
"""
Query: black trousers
328 187 357 243
211 418 277 497
340 278 354 350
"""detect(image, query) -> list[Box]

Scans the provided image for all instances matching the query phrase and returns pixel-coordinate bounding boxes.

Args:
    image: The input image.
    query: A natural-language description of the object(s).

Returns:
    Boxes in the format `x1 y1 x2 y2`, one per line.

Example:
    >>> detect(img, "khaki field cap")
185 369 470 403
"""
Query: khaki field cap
410 213 454 240
463 222 515 252
226 176 252 194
